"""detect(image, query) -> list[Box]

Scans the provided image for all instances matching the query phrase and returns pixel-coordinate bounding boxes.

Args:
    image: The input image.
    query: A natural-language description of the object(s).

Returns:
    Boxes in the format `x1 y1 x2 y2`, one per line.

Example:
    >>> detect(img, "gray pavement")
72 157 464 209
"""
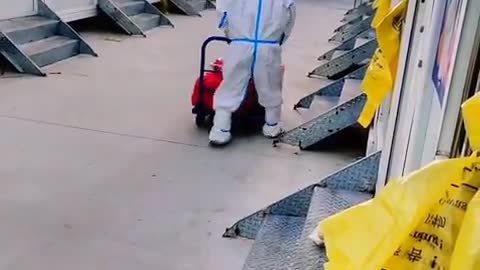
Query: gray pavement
0 0 356 269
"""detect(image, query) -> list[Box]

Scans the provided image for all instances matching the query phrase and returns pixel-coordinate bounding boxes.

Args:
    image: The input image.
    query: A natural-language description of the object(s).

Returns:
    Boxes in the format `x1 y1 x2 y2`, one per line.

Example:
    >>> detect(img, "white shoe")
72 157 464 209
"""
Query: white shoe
263 123 283 138
209 128 232 145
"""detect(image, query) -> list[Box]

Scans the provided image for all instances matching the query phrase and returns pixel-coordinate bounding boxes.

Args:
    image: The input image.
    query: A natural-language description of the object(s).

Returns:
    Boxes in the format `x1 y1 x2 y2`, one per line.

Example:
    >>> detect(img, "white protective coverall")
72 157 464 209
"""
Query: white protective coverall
209 0 296 144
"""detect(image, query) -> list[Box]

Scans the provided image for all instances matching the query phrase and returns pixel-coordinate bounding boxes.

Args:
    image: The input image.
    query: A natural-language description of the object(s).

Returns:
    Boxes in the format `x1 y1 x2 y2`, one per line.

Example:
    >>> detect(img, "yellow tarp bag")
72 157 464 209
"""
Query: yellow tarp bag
462 94 480 151
358 49 392 128
372 0 392 28
382 168 480 269
450 175 480 270
376 0 407 76
318 154 480 270
358 0 407 128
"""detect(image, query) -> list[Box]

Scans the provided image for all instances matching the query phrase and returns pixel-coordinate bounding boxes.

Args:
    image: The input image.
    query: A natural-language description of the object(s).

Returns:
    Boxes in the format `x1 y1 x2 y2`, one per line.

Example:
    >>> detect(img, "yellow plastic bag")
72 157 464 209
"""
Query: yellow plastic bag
381 168 480 269
462 94 480 151
450 172 480 270
319 155 480 270
372 0 392 28
376 0 407 76
358 0 407 128
358 49 392 127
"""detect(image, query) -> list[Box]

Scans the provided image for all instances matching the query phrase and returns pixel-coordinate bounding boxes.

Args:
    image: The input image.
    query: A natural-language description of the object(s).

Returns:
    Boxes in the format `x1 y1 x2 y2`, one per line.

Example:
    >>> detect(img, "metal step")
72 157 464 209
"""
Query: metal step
224 152 381 240
343 2 373 21
242 215 305 270
169 0 202 16
291 77 364 142
294 79 345 110
346 64 368 80
206 0 216 9
131 13 161 31
340 79 362 102
278 93 366 149
0 1 96 76
116 0 146 16
0 16 59 45
99 0 173 36
291 187 372 269
309 39 377 79
318 29 372 61
20 35 79 67
295 73 363 109
329 16 373 43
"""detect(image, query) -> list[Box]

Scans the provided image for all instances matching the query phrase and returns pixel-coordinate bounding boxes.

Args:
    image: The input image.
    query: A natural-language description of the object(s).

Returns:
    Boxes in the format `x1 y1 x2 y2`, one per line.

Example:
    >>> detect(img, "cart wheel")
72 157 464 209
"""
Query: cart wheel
205 113 214 127
195 113 206 127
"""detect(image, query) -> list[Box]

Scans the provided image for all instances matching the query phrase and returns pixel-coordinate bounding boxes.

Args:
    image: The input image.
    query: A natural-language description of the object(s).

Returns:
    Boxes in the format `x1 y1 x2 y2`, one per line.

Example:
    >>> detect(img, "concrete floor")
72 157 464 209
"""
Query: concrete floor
0 0 357 269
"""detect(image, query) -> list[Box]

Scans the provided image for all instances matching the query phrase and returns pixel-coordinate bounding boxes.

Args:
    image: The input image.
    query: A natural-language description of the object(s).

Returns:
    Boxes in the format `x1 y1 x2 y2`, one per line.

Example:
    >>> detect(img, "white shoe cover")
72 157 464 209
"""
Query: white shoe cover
209 109 232 145
209 128 232 145
263 123 283 138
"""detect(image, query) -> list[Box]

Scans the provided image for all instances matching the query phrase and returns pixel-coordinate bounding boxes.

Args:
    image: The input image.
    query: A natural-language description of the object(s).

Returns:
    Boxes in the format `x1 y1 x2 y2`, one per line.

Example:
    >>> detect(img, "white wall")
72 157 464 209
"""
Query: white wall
0 0 37 20
0 0 162 22
46 0 97 22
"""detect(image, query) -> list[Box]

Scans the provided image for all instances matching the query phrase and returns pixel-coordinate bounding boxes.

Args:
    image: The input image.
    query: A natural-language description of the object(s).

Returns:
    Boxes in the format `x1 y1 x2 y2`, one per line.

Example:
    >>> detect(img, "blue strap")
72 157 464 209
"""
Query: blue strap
218 12 227 29
252 0 263 74
231 38 280 44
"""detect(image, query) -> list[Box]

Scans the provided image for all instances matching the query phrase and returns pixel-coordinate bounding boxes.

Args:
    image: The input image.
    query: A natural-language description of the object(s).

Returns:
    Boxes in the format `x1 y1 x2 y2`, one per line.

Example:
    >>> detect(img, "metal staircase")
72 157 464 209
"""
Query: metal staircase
274 1 376 150
98 0 173 37
0 1 96 76
223 2 380 269
224 151 381 270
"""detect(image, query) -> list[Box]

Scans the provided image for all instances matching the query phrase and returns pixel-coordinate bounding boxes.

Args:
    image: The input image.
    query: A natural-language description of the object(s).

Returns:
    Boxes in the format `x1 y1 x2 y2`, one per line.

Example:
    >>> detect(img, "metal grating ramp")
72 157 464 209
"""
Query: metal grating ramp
238 188 374 270
279 77 366 149
290 187 372 269
242 215 305 270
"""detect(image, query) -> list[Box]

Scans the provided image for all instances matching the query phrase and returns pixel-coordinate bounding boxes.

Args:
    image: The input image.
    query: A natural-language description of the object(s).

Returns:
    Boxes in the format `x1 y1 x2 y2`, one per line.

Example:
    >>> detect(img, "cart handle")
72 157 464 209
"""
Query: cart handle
196 36 231 112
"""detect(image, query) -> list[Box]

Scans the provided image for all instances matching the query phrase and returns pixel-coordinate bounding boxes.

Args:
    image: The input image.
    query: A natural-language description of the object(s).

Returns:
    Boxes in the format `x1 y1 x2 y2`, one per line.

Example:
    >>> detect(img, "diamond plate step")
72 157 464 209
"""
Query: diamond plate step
294 77 362 121
291 187 372 269
0 16 59 45
294 79 345 110
20 35 79 67
224 152 381 240
329 16 373 43
309 39 377 79
279 93 366 149
340 79 362 102
243 215 305 270
346 64 368 80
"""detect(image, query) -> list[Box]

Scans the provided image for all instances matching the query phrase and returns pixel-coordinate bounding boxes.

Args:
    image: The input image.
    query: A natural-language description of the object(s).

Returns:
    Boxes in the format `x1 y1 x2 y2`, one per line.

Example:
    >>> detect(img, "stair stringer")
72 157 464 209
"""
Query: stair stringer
0 32 45 76
98 0 146 37
38 0 97 56
144 2 174 27
169 0 202 16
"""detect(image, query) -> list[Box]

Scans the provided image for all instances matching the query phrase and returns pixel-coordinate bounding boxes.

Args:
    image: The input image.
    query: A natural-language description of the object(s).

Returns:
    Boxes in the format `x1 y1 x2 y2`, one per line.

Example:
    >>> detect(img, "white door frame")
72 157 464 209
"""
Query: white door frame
377 0 479 192
375 0 425 192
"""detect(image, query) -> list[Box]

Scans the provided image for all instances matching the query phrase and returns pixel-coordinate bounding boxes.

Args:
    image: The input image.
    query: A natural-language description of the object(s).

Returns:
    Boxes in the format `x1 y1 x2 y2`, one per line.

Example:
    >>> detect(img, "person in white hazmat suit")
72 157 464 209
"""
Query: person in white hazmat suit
209 0 296 145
